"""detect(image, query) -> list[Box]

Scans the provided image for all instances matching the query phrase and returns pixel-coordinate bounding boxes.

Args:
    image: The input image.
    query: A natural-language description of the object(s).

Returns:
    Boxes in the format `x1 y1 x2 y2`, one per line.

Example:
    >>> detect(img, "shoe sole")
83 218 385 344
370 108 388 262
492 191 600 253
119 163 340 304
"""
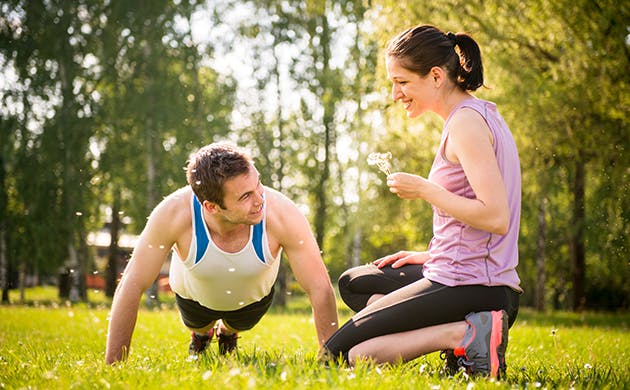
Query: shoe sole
489 310 507 378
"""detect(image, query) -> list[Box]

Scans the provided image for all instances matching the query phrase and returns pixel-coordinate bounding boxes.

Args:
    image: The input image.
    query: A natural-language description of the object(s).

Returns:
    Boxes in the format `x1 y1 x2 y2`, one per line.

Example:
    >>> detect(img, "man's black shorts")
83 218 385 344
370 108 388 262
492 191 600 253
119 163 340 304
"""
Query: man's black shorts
175 286 275 331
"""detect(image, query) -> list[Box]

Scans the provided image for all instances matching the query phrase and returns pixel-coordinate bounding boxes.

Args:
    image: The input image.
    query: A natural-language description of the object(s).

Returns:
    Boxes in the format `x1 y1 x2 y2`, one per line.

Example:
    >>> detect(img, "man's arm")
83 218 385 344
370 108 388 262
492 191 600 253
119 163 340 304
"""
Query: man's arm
269 191 339 348
105 198 181 364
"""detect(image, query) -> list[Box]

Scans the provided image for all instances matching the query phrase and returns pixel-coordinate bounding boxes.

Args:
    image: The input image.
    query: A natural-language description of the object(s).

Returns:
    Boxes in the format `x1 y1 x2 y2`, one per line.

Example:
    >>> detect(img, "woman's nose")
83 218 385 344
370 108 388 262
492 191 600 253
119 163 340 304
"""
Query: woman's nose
391 84 402 100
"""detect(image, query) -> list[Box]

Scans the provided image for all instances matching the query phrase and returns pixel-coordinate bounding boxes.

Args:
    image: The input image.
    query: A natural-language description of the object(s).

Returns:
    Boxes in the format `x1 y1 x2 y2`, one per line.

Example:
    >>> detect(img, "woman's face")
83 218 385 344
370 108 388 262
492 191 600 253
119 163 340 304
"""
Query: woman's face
386 56 435 118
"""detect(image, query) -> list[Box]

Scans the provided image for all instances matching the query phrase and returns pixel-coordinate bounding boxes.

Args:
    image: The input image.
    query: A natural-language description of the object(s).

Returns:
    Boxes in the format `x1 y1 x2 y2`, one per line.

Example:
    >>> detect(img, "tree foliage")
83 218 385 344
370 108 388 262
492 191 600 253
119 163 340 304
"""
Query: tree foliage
1 0 627 310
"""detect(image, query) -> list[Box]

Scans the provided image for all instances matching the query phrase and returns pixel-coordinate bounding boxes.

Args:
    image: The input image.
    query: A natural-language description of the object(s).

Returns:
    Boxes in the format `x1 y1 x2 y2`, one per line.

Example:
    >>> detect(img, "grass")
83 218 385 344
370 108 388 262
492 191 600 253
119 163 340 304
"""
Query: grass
1 288 628 389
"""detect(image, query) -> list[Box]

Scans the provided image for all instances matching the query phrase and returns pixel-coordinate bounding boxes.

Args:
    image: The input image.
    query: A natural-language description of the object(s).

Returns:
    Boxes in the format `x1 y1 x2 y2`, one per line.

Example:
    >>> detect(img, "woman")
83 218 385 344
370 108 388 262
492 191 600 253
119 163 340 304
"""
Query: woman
322 25 522 379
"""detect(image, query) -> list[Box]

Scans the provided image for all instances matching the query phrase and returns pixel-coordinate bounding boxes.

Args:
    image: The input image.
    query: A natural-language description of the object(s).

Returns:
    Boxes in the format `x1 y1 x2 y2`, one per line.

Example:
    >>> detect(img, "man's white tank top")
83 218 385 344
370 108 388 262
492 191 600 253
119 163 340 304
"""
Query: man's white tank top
169 193 281 311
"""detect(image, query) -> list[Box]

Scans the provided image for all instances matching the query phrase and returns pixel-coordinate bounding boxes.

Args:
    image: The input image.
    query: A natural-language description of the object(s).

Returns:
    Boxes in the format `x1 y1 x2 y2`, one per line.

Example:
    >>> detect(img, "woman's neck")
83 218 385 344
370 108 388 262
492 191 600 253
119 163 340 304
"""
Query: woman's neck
436 88 473 121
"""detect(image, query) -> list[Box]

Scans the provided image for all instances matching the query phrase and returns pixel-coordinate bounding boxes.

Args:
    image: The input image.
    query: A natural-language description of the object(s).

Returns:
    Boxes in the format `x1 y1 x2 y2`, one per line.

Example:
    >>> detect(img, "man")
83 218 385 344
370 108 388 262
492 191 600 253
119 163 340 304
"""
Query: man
105 142 338 364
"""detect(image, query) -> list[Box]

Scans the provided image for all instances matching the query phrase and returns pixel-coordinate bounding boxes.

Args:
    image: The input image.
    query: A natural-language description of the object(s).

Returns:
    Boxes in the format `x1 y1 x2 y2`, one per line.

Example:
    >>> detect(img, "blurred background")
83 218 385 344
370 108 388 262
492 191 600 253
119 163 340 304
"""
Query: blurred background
0 0 627 312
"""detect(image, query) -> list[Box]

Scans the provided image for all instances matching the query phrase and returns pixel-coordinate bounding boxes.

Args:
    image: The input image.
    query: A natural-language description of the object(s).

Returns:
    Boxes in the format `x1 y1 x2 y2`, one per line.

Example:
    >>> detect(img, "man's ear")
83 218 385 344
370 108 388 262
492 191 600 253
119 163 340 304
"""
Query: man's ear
202 200 221 214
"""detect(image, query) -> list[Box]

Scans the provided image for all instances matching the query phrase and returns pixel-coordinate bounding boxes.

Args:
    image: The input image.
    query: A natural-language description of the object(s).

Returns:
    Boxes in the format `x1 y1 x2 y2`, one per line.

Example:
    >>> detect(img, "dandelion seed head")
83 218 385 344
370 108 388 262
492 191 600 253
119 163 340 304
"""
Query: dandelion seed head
367 152 392 175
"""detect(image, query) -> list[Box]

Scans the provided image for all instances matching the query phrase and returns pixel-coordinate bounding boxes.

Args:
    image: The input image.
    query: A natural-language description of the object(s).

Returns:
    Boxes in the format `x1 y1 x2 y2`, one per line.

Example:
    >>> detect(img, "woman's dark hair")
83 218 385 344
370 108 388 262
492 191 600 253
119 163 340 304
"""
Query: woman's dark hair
186 142 253 208
386 25 484 91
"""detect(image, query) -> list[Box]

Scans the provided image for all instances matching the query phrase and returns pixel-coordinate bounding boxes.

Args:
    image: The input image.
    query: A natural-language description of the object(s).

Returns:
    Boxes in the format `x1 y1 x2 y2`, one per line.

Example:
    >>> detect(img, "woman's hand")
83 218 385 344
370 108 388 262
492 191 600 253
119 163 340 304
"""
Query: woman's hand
386 173 429 200
373 251 430 269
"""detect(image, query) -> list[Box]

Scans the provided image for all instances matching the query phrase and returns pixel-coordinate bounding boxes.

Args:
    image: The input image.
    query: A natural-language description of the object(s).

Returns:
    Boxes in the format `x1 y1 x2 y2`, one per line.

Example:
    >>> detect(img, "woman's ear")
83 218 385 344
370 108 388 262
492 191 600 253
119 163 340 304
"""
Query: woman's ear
430 66 445 87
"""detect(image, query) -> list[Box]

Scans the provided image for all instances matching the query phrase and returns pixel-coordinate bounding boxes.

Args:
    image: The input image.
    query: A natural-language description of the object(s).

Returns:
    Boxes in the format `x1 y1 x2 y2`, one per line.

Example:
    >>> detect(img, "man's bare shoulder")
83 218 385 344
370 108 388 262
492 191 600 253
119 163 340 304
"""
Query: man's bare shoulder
264 186 292 204
264 187 299 217
264 186 310 236
149 186 193 228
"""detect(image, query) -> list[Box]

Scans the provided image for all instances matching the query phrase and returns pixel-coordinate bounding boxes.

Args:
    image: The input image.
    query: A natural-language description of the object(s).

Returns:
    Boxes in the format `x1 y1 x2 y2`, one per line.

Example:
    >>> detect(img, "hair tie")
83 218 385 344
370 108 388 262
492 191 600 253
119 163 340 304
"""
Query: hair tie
446 32 457 45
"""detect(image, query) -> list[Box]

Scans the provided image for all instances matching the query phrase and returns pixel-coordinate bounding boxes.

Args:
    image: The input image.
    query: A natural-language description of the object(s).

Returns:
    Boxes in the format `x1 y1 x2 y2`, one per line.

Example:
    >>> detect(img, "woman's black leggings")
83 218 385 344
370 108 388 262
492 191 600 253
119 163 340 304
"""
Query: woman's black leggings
324 263 520 358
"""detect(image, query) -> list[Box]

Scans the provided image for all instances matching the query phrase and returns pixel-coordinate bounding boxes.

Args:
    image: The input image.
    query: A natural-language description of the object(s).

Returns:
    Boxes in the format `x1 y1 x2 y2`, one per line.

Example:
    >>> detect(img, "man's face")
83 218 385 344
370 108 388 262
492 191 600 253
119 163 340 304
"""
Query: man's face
215 165 265 225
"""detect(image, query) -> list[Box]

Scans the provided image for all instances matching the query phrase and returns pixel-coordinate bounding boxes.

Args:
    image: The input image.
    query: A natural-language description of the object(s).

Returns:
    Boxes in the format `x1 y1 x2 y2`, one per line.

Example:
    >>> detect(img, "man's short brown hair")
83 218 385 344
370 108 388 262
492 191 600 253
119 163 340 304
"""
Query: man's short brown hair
186 142 253 208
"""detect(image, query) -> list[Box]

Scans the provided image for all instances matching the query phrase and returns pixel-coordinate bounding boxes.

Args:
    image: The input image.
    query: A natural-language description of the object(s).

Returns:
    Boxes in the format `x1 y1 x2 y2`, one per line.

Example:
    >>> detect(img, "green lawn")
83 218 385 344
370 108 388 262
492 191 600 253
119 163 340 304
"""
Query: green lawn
0 288 628 389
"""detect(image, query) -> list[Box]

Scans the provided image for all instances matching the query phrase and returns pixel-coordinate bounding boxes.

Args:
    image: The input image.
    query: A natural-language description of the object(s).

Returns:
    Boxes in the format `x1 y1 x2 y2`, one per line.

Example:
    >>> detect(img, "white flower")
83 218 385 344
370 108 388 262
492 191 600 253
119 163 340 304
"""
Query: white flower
367 152 392 175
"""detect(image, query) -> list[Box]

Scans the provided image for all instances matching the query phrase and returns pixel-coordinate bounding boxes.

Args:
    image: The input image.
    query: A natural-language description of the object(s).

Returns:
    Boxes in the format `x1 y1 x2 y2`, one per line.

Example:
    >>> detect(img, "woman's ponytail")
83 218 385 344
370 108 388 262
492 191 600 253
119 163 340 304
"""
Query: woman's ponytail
448 32 484 91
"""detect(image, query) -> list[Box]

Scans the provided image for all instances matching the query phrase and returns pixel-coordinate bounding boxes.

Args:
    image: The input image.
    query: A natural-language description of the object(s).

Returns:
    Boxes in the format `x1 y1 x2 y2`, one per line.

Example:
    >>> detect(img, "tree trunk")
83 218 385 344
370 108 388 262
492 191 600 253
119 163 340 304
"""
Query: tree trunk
571 157 586 311
78 228 89 302
271 45 288 308
106 190 121 297
313 14 333 252
314 130 330 251
67 242 81 303
535 196 547 311
144 43 160 308
0 227 7 304
0 151 7 303
18 261 25 304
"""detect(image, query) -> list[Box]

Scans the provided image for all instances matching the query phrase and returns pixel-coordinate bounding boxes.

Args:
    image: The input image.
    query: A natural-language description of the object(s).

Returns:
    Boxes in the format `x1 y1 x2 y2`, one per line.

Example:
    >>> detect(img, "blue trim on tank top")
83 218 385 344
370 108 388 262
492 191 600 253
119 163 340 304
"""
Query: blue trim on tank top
193 194 266 264
193 195 210 264
252 221 265 263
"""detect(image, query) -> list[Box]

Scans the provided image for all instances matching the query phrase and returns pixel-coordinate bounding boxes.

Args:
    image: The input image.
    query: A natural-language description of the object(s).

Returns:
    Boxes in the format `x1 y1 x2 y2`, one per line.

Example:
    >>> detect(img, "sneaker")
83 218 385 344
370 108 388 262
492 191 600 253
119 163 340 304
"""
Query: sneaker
453 310 508 378
217 328 238 355
440 349 460 375
188 328 214 355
